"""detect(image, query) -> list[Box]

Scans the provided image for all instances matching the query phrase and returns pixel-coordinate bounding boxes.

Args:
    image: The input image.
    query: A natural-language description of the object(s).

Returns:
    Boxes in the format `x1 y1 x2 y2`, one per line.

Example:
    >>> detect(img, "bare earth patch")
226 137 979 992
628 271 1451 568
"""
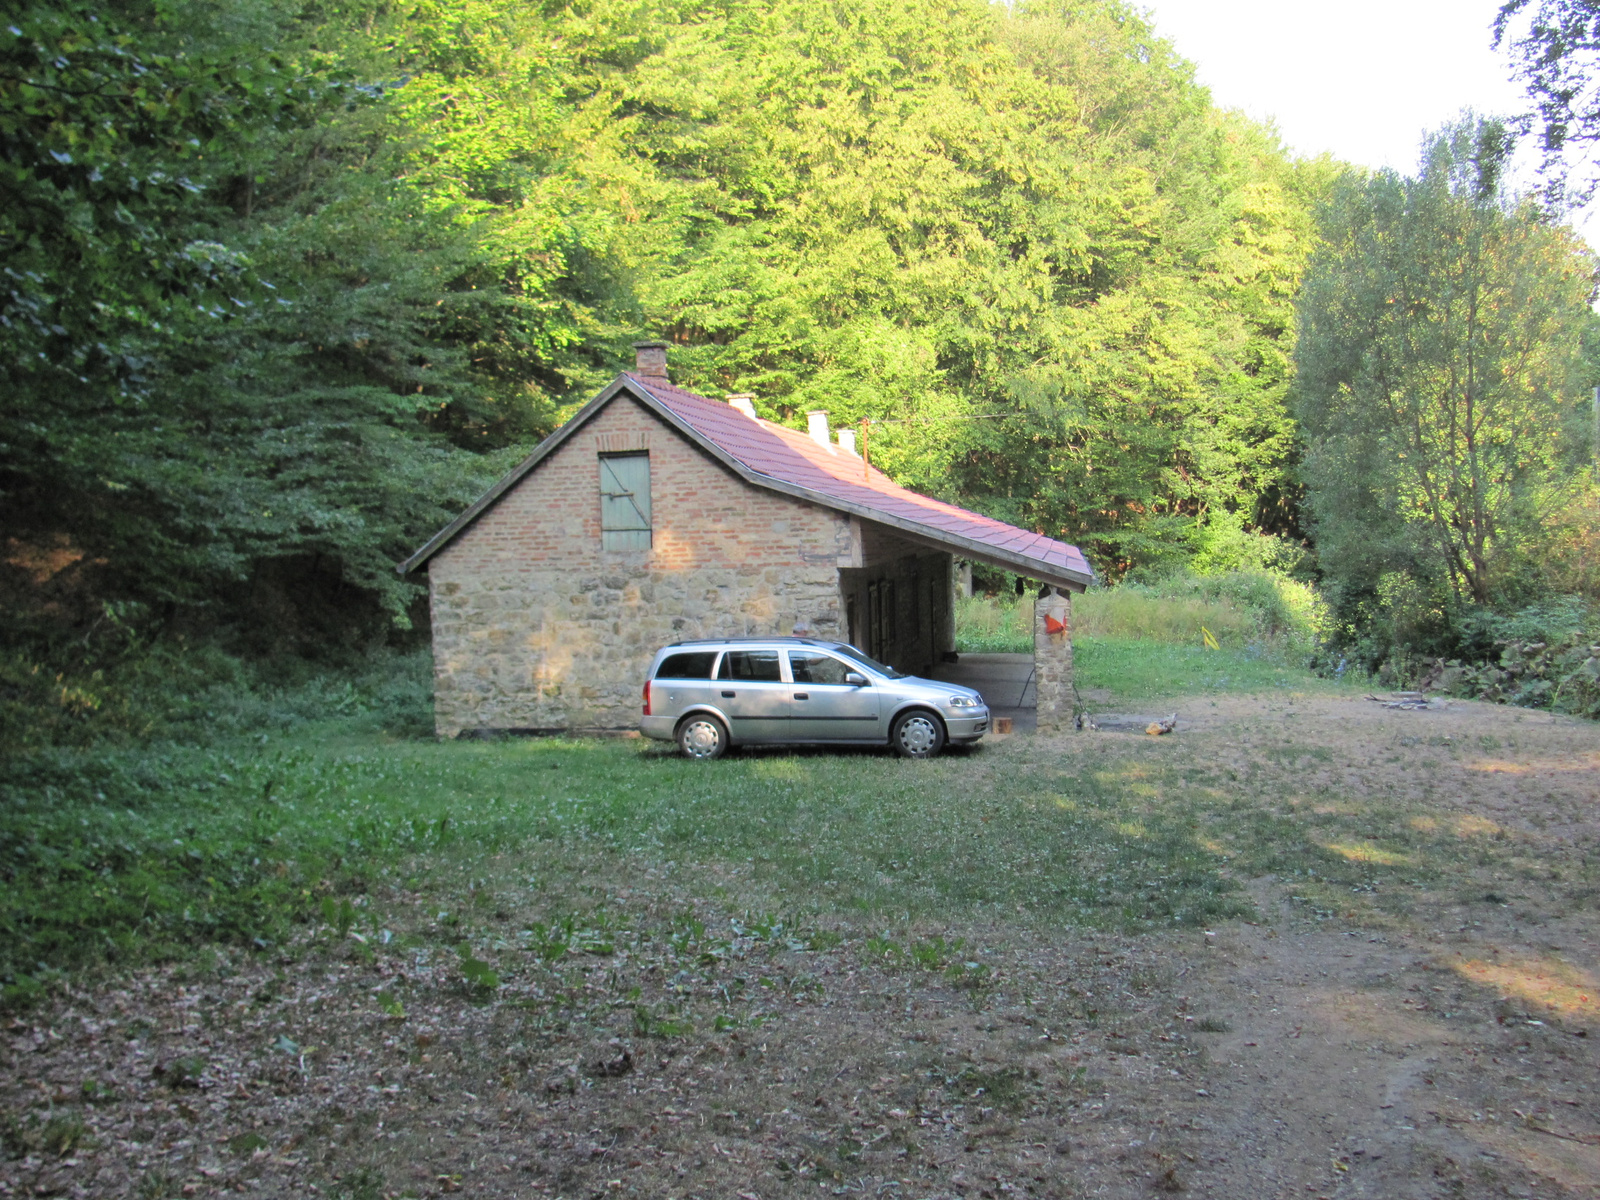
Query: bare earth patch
3 695 1598 1199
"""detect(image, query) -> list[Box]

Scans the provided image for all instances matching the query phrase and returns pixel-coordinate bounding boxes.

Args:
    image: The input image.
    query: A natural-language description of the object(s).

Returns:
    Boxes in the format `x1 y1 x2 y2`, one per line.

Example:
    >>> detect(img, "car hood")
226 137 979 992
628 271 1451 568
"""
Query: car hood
895 675 984 703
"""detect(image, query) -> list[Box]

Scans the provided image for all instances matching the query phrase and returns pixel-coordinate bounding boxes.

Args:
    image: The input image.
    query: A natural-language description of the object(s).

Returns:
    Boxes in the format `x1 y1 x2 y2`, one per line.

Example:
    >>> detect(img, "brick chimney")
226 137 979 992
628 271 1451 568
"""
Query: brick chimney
727 394 757 419
806 410 830 447
632 340 669 384
837 427 857 454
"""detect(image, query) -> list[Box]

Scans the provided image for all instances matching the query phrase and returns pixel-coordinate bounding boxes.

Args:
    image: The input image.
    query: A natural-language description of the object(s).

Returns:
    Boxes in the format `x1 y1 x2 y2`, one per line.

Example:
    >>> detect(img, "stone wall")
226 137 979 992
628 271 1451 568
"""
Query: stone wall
428 395 858 736
1033 588 1074 733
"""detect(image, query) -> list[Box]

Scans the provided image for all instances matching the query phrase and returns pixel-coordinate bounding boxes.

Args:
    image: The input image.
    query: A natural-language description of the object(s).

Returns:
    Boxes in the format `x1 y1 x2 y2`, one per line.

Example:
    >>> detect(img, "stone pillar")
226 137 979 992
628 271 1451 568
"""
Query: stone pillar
1034 588 1073 733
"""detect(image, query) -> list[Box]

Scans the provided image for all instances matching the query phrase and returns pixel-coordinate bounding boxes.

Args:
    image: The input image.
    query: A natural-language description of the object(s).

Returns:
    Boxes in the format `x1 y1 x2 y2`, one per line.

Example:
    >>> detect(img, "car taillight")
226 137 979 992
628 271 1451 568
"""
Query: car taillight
642 679 651 717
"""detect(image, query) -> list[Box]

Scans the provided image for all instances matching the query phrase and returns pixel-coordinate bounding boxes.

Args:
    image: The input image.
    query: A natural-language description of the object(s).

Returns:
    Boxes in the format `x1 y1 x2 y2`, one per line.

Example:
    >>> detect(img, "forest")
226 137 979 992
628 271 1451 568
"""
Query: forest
3 0 1600 742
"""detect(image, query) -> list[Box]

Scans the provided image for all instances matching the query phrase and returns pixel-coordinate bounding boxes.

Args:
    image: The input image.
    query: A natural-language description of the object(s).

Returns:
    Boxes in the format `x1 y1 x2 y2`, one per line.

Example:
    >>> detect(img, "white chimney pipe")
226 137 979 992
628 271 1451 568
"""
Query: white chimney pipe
727 394 757 419
806 410 830 447
837 427 857 454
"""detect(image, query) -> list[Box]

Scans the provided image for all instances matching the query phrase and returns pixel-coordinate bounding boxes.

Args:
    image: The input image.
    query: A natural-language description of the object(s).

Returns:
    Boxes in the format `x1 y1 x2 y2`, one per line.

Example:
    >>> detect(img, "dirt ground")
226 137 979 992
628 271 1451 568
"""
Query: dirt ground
3 695 1599 1199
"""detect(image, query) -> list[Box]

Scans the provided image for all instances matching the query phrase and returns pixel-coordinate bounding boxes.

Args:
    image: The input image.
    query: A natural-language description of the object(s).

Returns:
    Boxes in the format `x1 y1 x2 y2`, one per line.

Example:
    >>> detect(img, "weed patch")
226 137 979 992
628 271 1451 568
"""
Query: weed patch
956 570 1326 654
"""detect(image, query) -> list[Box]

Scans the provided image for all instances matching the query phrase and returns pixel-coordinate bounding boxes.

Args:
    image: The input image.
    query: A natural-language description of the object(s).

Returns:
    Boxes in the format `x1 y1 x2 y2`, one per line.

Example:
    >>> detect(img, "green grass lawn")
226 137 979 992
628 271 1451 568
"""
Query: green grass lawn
1074 635 1339 700
0 731 1244 992
0 639 1369 1003
6 641 1593 1200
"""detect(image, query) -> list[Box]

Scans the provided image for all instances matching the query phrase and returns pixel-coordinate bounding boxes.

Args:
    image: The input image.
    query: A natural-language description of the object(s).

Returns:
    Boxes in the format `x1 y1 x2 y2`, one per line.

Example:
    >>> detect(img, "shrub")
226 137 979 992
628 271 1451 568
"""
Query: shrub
1426 632 1600 719
0 642 434 753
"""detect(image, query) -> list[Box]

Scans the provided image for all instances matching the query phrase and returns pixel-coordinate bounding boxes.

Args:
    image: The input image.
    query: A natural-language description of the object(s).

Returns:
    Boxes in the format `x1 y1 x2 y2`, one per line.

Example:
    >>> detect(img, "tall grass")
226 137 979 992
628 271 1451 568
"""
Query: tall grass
955 570 1327 655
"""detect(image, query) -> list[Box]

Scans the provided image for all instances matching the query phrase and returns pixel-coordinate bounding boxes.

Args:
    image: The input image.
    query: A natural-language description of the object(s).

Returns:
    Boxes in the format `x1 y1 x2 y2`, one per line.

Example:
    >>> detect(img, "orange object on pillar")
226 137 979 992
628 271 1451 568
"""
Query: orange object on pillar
1043 614 1067 636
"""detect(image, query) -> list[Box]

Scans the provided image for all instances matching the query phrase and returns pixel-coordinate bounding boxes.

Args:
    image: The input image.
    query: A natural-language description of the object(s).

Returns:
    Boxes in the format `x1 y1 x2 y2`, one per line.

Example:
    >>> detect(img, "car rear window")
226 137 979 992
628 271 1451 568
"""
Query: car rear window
655 651 718 679
717 650 782 681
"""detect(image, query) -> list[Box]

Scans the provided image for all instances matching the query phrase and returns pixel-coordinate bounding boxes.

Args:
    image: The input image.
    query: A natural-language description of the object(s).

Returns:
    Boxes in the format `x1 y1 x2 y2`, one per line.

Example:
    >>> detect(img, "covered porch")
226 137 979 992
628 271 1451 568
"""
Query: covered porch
836 516 1083 732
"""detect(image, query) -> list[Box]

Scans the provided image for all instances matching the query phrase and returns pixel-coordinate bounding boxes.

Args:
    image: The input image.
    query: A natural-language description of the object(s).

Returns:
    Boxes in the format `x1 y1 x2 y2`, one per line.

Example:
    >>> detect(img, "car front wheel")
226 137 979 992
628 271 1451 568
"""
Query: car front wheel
890 710 945 759
676 713 729 760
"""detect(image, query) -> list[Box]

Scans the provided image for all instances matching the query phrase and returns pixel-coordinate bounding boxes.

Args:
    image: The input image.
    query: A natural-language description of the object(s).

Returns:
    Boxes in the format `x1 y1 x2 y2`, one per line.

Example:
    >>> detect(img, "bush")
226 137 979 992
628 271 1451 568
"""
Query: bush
1316 575 1600 719
1424 632 1600 719
1540 487 1600 599
0 641 435 753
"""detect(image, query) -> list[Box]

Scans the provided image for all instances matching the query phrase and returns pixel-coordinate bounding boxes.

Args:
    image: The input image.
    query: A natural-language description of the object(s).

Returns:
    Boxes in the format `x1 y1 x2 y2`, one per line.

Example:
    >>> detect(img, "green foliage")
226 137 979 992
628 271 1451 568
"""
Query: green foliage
226 1131 270 1155
320 895 357 940
1364 596 1600 715
1 0 298 396
5 0 1329 664
1438 631 1600 717
1298 118 1596 607
1495 0 1600 205
955 570 1326 653
455 944 500 992
588 0 1323 576
1296 116 1598 672
0 648 435 985
328 1168 386 1200
0 641 434 753
1541 483 1600 598
0 1109 87 1159
2 0 606 642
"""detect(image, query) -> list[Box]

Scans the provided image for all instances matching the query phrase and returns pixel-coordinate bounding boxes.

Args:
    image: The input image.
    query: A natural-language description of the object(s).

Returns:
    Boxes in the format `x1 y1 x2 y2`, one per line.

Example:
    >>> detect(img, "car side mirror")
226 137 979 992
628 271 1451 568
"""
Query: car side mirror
845 672 868 687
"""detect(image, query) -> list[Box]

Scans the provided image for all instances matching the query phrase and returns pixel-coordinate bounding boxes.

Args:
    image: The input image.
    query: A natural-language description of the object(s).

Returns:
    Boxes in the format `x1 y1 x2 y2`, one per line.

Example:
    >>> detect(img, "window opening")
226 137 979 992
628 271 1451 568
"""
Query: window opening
717 650 782 682
788 650 852 686
655 651 717 679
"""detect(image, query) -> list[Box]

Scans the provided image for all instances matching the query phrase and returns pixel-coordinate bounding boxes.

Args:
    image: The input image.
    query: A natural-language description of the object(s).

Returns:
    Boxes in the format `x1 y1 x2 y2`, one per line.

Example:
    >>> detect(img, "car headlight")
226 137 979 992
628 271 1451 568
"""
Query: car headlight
947 695 982 708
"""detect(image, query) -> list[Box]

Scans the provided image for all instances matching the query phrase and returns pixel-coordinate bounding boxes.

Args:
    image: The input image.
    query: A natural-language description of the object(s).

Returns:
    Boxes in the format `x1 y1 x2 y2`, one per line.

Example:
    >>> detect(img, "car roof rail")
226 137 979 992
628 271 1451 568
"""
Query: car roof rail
664 636 834 648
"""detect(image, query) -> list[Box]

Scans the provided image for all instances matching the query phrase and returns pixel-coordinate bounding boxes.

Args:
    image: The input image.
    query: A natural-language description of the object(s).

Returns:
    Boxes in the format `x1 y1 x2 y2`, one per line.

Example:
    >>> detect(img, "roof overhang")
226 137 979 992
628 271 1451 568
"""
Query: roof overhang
398 376 1093 591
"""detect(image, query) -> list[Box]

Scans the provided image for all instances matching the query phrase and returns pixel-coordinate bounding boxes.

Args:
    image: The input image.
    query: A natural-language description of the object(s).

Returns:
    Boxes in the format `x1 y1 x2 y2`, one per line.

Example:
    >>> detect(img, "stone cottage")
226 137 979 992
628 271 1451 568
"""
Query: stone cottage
400 343 1095 737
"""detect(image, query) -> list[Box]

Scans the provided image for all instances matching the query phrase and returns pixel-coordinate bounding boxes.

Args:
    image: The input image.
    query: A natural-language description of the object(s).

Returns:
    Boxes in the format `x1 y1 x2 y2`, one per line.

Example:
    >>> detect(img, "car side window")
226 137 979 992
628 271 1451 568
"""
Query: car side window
655 651 717 679
787 650 852 685
717 650 782 682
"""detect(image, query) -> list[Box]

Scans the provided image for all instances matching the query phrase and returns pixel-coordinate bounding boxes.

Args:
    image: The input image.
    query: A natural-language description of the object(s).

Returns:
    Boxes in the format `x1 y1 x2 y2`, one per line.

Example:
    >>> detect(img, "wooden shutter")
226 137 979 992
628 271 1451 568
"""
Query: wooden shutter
599 453 651 551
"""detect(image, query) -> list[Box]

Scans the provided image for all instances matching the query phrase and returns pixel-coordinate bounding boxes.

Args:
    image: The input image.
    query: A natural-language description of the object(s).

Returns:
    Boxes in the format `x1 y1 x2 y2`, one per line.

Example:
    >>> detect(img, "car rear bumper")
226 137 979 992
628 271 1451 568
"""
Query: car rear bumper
640 715 677 741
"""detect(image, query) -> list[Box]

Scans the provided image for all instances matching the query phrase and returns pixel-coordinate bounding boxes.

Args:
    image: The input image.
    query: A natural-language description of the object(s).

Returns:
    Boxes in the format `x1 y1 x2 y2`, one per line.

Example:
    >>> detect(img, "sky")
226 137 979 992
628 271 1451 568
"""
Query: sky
1137 0 1586 220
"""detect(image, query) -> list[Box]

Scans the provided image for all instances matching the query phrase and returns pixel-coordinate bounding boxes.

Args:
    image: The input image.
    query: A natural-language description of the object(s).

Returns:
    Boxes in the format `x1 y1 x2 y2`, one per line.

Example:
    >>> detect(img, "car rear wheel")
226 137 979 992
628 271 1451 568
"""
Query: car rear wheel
676 713 729 760
890 710 945 759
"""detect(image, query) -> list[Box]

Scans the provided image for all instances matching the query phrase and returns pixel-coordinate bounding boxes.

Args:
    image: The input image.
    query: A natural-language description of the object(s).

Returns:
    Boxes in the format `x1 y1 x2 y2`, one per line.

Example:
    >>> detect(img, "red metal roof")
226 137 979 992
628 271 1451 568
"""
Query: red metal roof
628 375 1094 583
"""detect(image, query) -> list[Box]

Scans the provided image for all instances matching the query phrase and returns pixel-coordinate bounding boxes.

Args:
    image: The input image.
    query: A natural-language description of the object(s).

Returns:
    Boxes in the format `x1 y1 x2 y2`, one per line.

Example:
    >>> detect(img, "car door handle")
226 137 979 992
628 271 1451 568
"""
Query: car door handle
793 692 809 700
721 690 736 698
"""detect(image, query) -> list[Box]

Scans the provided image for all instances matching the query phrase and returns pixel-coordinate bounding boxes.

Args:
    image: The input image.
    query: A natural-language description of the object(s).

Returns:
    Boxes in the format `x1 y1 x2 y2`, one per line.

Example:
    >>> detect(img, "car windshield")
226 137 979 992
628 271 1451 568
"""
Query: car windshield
831 643 904 679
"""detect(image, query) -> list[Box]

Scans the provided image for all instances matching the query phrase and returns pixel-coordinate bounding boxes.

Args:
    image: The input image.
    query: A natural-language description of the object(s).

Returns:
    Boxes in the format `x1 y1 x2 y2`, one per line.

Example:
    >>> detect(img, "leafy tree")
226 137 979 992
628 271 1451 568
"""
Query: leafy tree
2 1 616 638
2 1 315 630
1295 118 1597 613
0 1 292 395
566 0 1323 577
3 0 1332 660
1495 0 1600 204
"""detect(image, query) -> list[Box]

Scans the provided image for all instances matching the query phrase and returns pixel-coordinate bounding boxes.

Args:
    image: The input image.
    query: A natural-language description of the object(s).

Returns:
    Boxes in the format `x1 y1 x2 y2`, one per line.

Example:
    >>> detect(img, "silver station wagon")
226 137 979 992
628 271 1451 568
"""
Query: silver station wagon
641 637 988 759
